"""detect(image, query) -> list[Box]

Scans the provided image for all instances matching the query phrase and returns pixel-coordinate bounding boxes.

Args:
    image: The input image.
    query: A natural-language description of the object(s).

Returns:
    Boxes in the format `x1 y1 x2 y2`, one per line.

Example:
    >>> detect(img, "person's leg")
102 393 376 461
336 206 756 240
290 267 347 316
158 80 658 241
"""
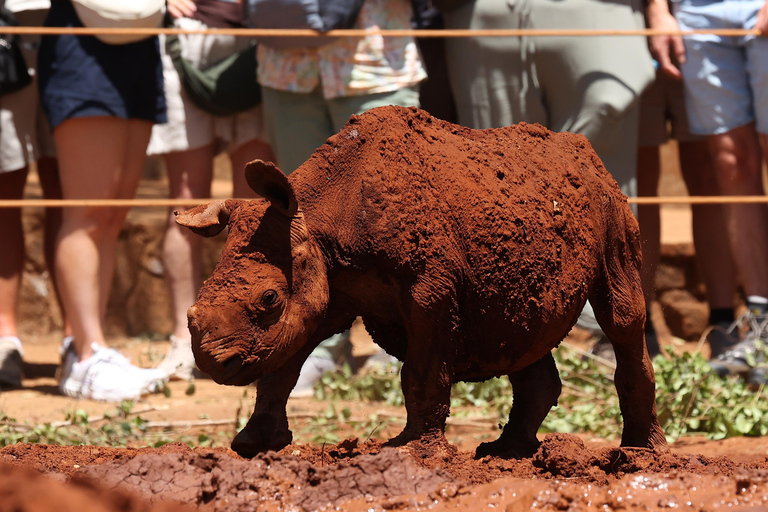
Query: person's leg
530 0 654 354
36 156 73 338
328 87 421 132
161 143 216 342
261 86 334 174
443 0 543 130
231 138 274 198
53 117 153 359
54 116 167 400
0 168 28 388
677 140 738 356
707 124 768 302
0 168 29 339
678 140 737 311
637 146 661 307
154 143 215 380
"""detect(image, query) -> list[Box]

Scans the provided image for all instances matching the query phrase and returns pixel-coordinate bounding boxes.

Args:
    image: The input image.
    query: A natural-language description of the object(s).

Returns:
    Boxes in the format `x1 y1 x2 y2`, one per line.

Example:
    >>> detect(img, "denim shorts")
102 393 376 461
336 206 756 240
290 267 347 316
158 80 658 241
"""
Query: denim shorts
37 0 167 130
674 0 768 135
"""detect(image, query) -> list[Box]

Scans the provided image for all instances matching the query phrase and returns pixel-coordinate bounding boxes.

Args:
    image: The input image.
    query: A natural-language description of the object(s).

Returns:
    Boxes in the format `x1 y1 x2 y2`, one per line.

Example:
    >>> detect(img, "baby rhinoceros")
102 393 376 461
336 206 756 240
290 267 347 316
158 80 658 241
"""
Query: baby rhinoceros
177 106 667 459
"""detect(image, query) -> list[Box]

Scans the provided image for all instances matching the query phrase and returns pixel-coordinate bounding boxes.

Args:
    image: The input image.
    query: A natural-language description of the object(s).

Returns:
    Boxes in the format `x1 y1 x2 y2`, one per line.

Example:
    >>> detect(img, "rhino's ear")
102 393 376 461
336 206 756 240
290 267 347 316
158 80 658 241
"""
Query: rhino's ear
244 160 299 217
174 200 239 237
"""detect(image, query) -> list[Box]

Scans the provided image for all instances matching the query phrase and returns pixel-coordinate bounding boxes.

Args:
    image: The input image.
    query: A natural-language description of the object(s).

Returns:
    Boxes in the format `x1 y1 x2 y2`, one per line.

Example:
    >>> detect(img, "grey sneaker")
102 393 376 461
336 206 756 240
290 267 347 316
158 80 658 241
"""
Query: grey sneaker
706 326 739 360
155 335 196 381
584 335 616 367
709 311 768 377
0 336 23 388
290 355 337 398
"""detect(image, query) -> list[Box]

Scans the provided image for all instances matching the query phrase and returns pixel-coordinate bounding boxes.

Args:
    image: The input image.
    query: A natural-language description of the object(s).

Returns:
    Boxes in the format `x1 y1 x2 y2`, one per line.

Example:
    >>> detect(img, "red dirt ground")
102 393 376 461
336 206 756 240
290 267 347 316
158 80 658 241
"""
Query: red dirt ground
3 433 768 511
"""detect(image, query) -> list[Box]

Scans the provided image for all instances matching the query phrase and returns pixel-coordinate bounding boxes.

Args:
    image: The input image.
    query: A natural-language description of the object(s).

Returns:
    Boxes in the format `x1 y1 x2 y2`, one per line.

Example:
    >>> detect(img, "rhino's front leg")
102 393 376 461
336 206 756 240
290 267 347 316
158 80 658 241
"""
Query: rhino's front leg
231 347 311 458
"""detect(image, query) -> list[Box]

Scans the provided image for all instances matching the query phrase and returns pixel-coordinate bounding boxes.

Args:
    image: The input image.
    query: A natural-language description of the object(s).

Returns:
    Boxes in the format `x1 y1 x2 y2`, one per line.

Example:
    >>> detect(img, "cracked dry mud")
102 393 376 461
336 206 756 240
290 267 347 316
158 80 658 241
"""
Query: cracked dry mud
4 434 768 511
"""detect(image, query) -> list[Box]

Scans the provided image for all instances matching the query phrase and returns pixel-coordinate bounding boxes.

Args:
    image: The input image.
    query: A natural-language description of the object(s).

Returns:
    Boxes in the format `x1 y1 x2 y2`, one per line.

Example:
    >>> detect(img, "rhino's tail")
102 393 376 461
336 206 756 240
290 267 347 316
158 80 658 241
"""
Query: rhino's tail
588 196 668 451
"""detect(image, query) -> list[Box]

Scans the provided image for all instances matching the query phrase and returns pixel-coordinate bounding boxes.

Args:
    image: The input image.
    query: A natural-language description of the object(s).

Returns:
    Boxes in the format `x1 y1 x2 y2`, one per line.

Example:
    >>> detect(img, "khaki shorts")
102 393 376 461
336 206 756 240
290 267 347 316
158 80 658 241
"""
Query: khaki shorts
638 70 703 148
147 17 267 156
0 9 56 173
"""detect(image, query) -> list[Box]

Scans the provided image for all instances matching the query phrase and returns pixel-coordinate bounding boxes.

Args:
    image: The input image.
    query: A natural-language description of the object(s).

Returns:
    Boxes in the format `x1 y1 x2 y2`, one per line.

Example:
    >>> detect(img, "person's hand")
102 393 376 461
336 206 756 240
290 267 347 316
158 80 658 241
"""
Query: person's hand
646 0 685 79
755 0 768 34
167 0 197 19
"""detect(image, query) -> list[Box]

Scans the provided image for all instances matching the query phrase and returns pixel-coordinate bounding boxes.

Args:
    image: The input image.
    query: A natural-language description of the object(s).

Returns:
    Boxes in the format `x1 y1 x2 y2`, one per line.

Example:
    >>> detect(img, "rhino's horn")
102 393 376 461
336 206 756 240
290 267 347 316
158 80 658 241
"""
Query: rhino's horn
244 160 298 217
174 200 238 237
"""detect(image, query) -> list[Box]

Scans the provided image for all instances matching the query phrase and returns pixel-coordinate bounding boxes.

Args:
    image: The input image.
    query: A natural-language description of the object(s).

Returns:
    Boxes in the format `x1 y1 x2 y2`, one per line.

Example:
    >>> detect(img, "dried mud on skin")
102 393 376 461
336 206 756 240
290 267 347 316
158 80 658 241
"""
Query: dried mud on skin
5 434 768 511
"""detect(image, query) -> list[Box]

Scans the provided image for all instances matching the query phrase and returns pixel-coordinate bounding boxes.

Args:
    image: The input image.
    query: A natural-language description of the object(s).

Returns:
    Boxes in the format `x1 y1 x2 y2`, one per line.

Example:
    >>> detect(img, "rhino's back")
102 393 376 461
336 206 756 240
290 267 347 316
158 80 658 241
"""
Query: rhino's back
293 107 634 352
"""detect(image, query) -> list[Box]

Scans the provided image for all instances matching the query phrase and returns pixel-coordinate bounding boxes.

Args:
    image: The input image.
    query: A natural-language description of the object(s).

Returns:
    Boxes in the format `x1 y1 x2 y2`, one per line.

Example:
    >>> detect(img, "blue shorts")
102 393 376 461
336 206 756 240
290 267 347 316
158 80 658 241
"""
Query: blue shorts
37 0 167 130
674 0 768 135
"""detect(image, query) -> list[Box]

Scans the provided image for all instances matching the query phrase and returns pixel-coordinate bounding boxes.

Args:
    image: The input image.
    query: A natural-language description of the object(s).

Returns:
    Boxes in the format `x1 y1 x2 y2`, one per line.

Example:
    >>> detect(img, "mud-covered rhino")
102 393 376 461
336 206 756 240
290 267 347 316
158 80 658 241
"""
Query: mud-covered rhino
177 106 667 458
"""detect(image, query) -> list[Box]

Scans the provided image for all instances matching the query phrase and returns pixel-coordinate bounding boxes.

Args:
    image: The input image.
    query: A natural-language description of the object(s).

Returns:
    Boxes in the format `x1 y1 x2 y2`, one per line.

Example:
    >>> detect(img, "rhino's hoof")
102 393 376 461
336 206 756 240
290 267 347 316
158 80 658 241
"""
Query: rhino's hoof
231 426 292 458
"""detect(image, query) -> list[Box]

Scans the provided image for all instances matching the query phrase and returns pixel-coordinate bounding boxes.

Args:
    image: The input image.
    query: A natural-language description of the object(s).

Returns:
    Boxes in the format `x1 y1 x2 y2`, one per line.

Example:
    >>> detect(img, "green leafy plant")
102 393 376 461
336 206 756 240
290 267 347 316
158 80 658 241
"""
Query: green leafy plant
311 346 768 442
0 400 229 448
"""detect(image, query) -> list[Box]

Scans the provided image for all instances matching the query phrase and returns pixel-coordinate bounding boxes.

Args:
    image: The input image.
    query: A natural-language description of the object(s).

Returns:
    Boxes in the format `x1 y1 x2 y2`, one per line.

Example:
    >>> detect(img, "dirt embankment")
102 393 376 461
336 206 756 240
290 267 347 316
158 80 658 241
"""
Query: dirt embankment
3 434 768 511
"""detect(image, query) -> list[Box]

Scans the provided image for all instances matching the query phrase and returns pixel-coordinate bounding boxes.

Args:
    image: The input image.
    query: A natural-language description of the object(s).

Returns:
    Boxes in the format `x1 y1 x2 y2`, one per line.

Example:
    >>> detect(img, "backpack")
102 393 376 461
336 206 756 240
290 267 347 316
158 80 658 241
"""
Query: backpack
246 0 366 49
165 34 261 117
0 7 31 97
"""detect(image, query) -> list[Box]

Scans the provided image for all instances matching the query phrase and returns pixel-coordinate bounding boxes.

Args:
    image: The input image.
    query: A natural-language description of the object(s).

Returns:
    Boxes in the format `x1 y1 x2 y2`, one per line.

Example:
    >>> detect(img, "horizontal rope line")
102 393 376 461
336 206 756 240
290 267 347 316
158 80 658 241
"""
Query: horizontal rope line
1 196 766 208
3 26 762 38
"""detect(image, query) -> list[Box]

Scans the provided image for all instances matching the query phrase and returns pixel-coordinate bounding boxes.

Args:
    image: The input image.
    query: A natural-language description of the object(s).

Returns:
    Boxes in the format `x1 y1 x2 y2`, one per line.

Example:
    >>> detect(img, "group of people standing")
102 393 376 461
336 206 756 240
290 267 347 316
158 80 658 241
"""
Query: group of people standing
0 0 766 401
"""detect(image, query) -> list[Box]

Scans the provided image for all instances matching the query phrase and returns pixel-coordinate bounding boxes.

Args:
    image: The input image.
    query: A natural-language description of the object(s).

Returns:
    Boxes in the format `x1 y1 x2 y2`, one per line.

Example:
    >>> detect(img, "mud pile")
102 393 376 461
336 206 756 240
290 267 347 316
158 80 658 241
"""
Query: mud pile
0 463 190 512
75 448 453 511
4 434 768 511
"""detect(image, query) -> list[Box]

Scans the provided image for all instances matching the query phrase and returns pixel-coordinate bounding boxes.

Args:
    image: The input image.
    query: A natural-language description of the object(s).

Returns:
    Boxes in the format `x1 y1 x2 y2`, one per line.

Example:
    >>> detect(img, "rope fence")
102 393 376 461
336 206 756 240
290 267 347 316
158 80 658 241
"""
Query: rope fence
3 24 765 209
3 26 763 38
2 196 768 208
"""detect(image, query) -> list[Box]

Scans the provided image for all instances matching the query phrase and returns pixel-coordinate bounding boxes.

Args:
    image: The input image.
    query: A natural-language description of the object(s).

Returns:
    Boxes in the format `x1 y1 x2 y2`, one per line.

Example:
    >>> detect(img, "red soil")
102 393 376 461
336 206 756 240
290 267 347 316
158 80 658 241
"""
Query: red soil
3 434 768 511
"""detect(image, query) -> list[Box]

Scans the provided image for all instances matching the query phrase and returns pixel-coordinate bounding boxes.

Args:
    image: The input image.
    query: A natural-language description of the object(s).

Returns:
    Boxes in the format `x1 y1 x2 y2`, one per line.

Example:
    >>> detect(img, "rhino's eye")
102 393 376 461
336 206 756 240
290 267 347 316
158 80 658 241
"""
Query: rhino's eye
261 290 279 307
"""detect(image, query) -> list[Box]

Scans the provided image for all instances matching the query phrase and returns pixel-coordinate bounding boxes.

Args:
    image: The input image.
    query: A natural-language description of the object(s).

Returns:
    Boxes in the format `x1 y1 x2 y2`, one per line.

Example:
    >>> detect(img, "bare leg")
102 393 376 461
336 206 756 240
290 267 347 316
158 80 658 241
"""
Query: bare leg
231 138 274 199
0 167 29 338
475 353 561 459
54 117 153 360
37 156 72 337
678 140 737 311
636 146 661 307
708 124 768 299
161 143 215 341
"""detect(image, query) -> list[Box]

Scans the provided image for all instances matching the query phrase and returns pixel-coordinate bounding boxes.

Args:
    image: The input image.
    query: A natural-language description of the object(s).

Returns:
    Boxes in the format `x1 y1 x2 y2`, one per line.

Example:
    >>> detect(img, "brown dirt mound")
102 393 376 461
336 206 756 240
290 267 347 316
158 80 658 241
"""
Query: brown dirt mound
74 448 453 511
4 434 766 511
0 463 190 512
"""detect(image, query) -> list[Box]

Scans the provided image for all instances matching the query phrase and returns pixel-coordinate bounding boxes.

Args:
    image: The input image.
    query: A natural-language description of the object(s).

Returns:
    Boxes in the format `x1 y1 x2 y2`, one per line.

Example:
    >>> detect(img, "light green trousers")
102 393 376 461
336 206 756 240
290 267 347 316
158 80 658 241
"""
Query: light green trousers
262 85 420 174
444 0 655 199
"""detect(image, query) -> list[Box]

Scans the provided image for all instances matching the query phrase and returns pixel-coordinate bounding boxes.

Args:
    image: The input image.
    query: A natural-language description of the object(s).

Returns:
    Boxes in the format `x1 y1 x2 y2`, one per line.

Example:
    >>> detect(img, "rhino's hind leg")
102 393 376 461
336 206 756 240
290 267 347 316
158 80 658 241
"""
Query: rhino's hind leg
475 352 561 459
592 305 667 451
589 221 668 451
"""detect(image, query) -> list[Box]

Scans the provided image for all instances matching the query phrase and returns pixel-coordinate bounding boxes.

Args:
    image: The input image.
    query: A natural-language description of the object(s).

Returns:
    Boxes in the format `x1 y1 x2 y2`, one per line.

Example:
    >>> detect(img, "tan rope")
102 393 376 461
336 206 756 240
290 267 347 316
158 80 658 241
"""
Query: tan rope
2 26 762 38
2 196 767 208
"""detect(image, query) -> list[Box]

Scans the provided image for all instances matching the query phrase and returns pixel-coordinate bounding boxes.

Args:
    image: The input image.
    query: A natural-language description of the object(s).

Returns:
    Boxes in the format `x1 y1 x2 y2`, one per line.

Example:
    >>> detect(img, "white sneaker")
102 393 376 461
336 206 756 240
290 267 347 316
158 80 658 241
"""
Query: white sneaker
0 336 23 388
155 335 196 381
290 355 338 398
59 342 167 401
